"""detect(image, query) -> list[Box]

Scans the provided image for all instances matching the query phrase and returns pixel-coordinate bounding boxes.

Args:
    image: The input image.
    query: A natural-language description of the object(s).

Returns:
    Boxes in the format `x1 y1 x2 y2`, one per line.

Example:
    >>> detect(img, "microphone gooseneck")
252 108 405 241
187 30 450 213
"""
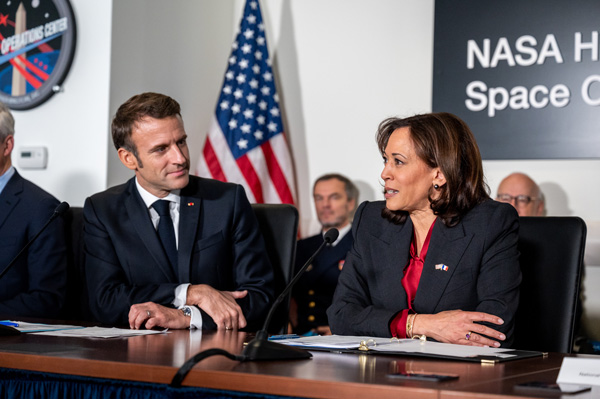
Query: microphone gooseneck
0 202 70 281
171 228 341 386
242 228 339 361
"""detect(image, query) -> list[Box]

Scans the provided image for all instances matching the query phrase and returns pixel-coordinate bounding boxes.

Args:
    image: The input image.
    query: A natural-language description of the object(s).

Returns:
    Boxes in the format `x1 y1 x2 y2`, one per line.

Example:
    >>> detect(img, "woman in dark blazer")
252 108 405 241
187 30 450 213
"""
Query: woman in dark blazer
327 113 521 348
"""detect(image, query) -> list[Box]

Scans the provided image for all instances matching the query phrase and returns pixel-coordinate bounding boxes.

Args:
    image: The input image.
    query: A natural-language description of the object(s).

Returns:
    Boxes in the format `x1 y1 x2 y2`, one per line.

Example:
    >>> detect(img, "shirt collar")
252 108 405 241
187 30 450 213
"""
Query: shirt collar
324 223 352 247
0 166 15 196
135 178 181 208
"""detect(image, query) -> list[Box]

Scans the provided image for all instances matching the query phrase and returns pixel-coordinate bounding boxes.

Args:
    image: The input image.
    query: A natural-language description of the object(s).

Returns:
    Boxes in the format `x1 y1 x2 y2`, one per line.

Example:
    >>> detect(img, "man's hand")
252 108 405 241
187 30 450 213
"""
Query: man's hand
186 284 248 330
129 302 190 330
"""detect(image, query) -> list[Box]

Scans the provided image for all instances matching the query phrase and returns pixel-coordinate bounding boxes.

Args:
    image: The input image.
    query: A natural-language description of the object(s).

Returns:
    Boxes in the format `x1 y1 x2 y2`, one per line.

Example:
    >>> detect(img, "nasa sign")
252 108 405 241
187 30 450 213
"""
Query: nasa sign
0 0 76 110
433 0 600 159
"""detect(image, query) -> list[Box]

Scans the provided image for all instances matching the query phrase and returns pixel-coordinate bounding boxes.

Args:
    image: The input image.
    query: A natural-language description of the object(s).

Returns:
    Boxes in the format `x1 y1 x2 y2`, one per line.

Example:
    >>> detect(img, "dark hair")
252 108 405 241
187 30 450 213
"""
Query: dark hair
313 173 360 214
111 92 181 160
376 112 489 227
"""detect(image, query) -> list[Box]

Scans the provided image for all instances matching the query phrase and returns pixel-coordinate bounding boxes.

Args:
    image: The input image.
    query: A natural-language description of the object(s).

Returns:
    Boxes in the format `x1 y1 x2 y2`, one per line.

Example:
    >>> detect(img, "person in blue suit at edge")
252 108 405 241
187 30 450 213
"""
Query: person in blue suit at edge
0 102 67 318
83 92 273 331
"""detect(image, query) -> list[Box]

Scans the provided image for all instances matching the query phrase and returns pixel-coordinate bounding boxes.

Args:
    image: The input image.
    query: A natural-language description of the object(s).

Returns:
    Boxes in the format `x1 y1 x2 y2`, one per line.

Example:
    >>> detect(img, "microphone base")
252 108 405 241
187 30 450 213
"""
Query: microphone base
0 325 20 336
243 337 312 361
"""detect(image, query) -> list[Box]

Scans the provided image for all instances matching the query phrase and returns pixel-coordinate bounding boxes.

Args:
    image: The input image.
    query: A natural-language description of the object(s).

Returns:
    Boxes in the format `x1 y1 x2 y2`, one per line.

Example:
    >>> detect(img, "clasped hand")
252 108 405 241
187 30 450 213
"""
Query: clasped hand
414 310 506 347
128 285 247 330
129 302 189 330
186 284 248 330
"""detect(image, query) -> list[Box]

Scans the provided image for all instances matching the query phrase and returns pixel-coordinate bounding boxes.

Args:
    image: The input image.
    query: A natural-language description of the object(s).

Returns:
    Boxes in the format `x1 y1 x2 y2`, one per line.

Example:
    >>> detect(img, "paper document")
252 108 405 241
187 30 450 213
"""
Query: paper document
32 326 167 338
7 321 85 333
276 335 515 358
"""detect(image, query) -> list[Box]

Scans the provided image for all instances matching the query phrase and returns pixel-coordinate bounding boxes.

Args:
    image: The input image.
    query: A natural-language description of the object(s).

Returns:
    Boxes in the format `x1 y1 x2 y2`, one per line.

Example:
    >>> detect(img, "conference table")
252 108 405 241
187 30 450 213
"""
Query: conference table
0 321 597 399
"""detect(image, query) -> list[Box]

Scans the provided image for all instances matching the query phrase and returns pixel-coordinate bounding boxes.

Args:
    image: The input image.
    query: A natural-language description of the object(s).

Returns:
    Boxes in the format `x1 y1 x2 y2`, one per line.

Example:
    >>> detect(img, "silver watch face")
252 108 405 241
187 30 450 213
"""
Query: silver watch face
182 307 192 317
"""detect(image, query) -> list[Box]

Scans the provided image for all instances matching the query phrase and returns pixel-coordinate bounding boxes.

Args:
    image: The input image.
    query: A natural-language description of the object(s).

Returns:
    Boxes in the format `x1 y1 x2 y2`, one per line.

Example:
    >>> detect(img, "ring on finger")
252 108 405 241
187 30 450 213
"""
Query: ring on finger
225 326 232 330
465 331 472 340
146 310 151 317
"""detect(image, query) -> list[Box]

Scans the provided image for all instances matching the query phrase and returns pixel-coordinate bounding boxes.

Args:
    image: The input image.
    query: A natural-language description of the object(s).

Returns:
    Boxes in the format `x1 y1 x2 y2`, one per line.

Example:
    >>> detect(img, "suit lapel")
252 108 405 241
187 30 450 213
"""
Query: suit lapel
0 171 22 230
124 181 176 282
373 217 413 301
178 189 201 283
414 219 473 313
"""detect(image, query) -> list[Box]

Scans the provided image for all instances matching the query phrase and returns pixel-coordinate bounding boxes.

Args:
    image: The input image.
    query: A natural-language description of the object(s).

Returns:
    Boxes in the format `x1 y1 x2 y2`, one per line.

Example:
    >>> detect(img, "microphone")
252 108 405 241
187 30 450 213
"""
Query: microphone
243 227 340 361
0 201 70 281
170 228 341 386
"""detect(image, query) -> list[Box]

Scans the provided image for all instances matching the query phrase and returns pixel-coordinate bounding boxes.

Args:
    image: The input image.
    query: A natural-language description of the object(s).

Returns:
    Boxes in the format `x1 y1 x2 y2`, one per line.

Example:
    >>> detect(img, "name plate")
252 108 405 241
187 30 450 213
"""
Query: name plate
557 358 600 386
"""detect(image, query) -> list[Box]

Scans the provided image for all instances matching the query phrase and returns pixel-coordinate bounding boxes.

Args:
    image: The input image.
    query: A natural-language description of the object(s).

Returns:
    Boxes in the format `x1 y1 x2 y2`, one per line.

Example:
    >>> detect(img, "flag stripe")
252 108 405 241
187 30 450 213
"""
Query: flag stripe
269 134 296 199
261 139 294 203
246 145 280 203
202 137 227 182
236 154 264 203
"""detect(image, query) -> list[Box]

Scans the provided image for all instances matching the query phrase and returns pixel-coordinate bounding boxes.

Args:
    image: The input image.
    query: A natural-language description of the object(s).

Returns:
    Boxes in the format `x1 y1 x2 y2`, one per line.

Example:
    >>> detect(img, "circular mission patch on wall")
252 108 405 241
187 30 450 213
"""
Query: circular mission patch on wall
0 0 76 110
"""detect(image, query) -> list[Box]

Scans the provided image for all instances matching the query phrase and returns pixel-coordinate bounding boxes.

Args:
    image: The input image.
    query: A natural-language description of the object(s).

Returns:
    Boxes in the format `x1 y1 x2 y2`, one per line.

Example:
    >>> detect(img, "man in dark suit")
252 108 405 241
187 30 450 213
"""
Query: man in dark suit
84 93 273 330
0 103 67 317
291 174 358 335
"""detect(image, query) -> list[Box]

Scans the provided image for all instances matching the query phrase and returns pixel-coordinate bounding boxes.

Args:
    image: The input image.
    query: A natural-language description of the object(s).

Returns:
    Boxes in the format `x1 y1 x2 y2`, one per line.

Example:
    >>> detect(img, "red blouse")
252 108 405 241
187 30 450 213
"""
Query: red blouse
390 218 437 338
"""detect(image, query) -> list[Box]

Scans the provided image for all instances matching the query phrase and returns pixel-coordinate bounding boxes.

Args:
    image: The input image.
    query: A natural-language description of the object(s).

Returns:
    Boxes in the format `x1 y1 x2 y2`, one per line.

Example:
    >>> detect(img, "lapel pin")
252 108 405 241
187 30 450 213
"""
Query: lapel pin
187 202 195 206
435 264 449 271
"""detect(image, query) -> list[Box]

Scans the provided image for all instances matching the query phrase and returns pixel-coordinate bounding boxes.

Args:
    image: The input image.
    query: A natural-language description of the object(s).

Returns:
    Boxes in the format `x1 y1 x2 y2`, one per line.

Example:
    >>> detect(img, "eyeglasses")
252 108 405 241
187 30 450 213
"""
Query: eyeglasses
496 194 538 207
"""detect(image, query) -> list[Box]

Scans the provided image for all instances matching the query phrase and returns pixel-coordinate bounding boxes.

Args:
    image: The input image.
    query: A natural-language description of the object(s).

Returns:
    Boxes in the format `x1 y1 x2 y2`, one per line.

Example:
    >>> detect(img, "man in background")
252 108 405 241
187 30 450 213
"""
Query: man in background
496 172 545 216
290 174 358 335
0 103 67 317
84 92 273 331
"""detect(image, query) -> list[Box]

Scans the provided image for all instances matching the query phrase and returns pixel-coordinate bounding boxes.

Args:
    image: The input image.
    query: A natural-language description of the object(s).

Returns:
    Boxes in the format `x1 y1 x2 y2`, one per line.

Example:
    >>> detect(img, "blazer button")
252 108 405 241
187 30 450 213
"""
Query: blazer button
309 301 316 308
308 315 315 322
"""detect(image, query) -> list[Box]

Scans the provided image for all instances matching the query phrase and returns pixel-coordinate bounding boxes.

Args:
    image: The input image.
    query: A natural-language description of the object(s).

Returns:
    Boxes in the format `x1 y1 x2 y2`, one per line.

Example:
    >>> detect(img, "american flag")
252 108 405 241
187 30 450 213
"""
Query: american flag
196 0 296 204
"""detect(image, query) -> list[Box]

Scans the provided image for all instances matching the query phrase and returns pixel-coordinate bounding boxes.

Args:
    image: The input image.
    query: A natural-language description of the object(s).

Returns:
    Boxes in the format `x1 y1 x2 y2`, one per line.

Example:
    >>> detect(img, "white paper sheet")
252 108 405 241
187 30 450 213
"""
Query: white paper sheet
276 334 515 358
31 326 167 338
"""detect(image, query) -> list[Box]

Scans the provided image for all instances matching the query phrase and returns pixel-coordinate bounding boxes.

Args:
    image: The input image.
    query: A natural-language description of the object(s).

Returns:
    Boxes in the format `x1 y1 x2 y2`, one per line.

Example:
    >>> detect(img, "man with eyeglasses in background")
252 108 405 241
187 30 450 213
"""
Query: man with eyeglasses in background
496 172 545 217
496 171 594 354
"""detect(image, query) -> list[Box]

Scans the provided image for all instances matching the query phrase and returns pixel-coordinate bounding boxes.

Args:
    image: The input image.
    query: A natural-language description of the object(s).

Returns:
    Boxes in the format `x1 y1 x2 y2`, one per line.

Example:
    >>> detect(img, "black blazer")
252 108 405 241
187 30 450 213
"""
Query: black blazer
83 176 274 329
0 170 67 317
327 199 521 346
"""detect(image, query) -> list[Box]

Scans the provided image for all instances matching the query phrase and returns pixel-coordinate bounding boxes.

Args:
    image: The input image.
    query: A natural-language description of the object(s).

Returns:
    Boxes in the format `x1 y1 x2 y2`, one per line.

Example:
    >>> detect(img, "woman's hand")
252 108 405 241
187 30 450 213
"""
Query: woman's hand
413 310 506 347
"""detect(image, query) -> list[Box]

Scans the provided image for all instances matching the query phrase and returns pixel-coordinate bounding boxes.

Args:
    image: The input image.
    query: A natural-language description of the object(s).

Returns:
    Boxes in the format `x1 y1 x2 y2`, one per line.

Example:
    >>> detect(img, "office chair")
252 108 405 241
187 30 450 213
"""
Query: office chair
62 206 91 321
513 216 586 353
251 203 299 334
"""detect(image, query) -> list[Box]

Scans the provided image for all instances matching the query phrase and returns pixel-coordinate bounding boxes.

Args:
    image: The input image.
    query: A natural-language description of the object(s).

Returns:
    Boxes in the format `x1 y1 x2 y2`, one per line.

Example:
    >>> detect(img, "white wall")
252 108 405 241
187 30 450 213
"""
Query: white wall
12 0 112 207
11 0 600 339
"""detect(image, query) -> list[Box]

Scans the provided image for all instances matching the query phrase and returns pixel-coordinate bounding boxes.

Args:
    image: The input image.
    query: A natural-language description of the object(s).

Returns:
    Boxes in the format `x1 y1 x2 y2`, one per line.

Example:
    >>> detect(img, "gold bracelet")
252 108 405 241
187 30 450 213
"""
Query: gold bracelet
406 313 417 338
410 314 418 338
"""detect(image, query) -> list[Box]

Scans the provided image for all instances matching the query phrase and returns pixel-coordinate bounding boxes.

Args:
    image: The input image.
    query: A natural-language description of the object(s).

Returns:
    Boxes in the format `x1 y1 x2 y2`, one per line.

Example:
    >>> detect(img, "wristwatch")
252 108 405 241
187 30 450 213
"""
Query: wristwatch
180 306 192 317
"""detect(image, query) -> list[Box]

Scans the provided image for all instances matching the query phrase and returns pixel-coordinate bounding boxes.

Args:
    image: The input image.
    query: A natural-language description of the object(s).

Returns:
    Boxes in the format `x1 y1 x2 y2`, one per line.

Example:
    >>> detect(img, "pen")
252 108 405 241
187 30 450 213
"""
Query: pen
0 321 19 327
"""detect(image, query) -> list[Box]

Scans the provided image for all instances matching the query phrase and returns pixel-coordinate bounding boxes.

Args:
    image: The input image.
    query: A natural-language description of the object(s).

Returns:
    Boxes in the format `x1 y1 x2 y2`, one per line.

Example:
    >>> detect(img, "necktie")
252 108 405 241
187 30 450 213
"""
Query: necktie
152 200 178 272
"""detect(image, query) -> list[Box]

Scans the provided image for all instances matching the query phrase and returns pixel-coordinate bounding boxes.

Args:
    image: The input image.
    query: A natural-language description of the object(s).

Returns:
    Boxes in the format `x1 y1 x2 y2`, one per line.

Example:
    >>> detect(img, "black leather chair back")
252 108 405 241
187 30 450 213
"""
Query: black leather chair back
62 206 90 321
251 204 298 334
513 216 586 353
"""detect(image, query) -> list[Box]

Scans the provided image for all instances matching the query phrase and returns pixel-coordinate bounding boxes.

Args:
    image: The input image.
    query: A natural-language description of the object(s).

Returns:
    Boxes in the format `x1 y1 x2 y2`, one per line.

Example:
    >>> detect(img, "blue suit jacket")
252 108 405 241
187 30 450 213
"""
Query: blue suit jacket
0 170 67 317
292 232 353 333
327 199 521 346
83 176 274 329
